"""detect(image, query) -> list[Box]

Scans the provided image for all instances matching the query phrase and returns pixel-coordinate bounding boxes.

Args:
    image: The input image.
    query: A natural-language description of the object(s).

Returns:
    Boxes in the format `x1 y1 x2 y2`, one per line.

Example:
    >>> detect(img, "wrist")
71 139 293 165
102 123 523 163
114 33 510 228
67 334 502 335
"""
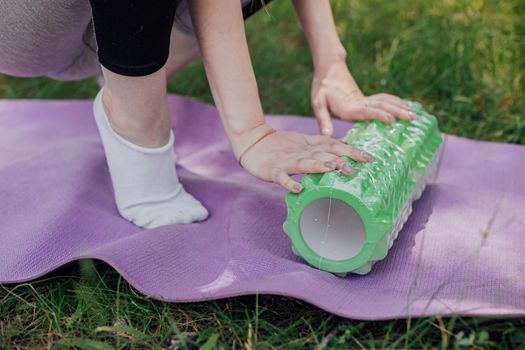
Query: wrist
228 120 275 160
312 44 347 74
215 98 268 156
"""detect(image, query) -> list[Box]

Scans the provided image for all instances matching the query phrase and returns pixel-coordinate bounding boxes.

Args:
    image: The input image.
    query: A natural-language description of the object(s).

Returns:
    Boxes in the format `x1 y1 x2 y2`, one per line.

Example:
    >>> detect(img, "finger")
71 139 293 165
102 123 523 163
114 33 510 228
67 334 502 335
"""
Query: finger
369 93 410 107
342 104 396 123
368 94 411 110
294 155 356 177
307 151 357 176
366 99 415 121
332 157 356 176
270 167 303 193
312 96 334 136
293 157 337 174
318 141 375 163
303 133 336 146
368 95 418 119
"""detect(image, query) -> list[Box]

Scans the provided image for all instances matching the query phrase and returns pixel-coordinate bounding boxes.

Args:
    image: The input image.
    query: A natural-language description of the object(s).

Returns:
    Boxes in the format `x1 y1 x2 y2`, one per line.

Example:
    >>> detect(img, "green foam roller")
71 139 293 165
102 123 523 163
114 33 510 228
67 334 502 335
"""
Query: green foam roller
282 102 444 276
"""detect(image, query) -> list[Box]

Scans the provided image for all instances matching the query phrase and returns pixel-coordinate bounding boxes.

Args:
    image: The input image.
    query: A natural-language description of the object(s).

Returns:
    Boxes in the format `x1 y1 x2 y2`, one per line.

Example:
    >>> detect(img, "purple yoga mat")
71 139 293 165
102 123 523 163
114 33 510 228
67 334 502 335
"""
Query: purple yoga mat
0 96 524 320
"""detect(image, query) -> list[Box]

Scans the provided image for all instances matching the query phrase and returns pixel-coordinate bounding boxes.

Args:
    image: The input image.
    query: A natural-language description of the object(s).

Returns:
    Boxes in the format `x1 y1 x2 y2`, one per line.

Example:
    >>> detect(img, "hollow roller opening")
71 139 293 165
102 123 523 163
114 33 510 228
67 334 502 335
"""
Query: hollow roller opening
299 198 366 261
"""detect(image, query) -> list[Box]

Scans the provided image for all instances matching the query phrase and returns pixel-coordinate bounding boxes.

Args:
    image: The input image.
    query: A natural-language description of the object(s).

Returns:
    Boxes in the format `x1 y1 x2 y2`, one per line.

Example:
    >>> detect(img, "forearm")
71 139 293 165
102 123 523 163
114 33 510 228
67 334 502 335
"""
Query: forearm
292 0 347 72
189 0 271 158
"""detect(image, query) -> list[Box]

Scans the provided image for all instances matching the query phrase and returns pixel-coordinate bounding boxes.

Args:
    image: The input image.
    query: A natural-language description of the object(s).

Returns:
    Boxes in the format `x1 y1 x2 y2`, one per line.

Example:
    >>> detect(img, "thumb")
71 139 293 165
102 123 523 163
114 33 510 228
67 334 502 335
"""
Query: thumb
313 97 333 137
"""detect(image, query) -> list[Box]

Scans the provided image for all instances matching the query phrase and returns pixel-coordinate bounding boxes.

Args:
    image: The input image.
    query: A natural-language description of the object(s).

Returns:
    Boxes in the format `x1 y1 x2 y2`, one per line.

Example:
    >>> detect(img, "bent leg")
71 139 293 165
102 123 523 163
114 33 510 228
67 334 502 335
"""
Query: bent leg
101 66 172 148
90 0 208 228
0 0 100 80
95 65 209 228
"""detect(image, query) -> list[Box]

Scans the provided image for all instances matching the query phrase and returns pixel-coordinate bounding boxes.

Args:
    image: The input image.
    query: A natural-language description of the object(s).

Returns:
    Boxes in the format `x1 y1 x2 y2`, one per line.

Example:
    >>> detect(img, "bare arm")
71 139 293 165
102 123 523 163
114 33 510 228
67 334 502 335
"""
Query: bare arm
293 0 417 136
292 0 347 72
188 0 271 159
188 0 374 192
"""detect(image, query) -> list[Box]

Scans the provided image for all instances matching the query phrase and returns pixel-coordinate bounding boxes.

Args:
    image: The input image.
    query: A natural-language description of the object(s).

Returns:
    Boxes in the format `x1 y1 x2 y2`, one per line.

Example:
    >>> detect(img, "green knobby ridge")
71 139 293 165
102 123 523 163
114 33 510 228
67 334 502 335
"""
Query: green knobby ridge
283 102 443 276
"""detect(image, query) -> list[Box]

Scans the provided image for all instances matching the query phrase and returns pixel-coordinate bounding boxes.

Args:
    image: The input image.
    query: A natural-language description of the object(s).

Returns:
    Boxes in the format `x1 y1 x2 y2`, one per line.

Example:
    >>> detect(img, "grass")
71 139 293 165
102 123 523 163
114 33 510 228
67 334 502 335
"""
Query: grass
1 0 524 348
2 261 524 349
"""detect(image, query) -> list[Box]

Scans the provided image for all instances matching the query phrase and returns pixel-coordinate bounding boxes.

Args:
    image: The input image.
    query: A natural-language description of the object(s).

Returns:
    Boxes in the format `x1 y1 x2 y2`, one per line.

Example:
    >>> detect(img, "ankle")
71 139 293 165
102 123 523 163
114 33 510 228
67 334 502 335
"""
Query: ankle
102 88 171 148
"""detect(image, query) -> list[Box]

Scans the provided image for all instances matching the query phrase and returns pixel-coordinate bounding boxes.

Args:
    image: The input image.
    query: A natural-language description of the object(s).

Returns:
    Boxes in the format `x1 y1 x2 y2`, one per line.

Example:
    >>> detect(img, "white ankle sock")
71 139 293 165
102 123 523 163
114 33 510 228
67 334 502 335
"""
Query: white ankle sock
93 88 208 228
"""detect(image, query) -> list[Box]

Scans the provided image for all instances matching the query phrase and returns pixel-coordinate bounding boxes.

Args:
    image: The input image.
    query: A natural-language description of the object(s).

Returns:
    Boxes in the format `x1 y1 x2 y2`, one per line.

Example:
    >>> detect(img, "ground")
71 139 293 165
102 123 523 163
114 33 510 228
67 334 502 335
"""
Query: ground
1 0 524 349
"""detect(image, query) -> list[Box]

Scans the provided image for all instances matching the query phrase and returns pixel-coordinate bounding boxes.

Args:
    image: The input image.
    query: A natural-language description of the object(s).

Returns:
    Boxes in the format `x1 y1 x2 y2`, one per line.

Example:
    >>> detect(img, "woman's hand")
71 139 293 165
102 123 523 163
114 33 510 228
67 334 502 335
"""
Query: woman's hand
311 60 418 136
290 0 417 136
237 125 374 193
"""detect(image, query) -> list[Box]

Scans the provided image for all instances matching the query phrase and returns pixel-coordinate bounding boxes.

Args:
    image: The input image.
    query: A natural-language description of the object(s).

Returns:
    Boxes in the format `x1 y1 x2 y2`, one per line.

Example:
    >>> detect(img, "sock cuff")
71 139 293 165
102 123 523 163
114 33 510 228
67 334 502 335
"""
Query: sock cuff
94 88 175 155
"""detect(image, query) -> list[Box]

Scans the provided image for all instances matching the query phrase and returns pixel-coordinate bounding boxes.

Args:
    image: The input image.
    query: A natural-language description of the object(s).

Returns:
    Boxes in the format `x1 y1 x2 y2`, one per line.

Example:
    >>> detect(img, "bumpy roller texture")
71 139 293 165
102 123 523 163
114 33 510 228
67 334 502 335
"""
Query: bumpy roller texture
283 102 443 276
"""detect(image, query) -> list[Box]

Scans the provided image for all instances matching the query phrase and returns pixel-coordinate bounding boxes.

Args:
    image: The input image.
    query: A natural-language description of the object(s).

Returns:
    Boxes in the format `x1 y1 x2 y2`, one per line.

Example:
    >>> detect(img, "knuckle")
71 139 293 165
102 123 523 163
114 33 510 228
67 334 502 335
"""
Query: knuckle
279 175 289 187
335 156 346 164
311 150 324 159
329 142 341 153
374 101 386 109
303 134 316 146
322 137 336 146
296 158 309 169
350 147 362 157
269 167 281 181
347 145 359 152
312 98 324 110
314 160 325 170
342 145 356 156
356 105 368 115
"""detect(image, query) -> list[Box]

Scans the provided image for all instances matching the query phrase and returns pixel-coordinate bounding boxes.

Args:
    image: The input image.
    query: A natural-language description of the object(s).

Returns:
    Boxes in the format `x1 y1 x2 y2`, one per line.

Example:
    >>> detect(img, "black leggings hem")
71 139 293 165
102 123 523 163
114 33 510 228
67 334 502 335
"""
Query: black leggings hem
90 0 273 77
98 53 169 77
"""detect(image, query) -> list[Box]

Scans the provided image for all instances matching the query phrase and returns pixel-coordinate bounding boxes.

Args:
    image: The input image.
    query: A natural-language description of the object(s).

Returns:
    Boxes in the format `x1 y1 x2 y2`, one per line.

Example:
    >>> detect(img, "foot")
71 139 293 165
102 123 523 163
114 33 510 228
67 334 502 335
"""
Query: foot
93 88 208 228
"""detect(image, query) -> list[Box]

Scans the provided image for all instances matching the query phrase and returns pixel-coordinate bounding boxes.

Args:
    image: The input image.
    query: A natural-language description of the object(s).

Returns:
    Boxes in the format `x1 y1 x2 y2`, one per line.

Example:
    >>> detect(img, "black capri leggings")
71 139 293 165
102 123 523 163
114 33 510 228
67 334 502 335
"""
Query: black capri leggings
89 0 272 77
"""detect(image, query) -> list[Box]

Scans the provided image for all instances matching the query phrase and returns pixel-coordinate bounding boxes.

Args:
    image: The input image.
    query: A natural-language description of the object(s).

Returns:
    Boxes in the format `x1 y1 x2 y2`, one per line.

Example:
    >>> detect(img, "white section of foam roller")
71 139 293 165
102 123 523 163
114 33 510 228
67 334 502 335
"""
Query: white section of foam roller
300 198 366 261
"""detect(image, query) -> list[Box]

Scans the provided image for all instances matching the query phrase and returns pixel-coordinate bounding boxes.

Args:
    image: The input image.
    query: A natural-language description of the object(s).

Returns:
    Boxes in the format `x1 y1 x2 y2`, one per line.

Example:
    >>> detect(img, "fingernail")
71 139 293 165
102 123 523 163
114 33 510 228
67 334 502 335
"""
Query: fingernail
293 184 302 192
409 111 419 120
343 164 355 175
322 127 331 135
324 161 336 169
361 150 375 162
386 114 395 123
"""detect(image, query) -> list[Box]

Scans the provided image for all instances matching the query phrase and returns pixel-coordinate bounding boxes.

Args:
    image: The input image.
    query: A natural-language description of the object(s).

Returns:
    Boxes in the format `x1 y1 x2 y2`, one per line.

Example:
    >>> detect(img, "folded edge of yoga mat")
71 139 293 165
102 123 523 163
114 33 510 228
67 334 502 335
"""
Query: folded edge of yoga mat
0 95 524 320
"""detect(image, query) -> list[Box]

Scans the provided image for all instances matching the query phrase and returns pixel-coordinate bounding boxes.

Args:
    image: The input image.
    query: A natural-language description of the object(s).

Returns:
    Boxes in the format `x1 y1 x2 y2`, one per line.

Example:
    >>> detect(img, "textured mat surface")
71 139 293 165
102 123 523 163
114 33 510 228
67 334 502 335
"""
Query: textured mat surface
1 96 524 320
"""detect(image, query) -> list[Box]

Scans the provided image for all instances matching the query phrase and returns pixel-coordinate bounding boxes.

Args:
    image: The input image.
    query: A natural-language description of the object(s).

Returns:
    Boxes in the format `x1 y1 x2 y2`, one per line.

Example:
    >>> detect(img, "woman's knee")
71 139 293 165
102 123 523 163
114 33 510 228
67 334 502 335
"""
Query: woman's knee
0 0 95 78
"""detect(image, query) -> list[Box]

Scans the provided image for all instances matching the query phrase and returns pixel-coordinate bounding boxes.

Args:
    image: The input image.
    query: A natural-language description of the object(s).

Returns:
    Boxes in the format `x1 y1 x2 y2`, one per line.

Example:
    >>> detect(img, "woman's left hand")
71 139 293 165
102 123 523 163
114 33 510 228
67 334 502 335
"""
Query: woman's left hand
311 60 419 136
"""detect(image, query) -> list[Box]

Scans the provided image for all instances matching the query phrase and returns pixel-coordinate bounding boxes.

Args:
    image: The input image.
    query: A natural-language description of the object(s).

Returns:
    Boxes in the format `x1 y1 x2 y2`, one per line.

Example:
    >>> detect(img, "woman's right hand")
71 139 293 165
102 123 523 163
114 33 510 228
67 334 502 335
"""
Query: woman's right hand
237 126 374 193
